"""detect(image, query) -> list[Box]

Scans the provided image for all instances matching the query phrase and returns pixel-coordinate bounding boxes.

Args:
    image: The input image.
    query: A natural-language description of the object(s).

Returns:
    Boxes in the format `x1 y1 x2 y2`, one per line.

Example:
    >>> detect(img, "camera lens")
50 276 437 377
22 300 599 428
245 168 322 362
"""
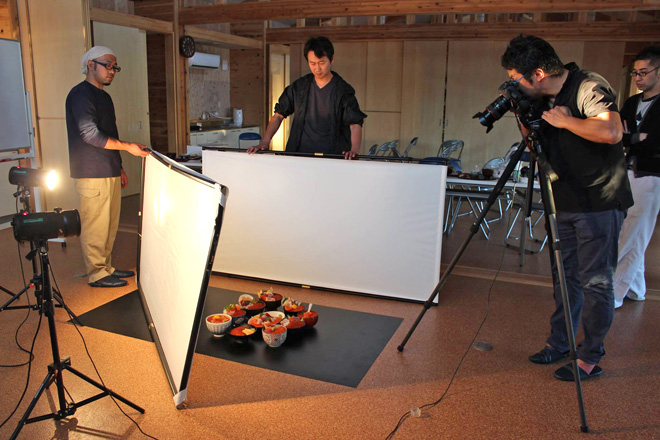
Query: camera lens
473 95 512 133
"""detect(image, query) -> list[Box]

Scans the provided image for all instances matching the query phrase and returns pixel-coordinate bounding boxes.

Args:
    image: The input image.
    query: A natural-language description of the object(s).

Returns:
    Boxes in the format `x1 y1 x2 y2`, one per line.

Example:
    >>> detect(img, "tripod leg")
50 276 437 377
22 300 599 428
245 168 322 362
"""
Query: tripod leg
538 171 589 433
518 159 538 266
2 284 17 296
64 364 145 413
398 140 528 351
11 370 58 440
0 284 32 311
52 291 83 326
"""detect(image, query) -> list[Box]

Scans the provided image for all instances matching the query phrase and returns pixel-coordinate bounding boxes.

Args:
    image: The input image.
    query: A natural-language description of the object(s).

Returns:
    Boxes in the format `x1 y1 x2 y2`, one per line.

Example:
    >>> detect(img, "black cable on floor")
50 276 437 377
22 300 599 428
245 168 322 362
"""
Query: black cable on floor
0 238 36 368
0 309 42 430
386 224 508 439
48 261 159 440
0 303 33 368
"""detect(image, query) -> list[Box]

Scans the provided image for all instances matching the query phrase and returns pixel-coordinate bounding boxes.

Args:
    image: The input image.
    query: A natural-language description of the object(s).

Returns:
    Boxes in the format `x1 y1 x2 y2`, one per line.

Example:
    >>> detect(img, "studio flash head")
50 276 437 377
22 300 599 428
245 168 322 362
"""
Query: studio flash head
9 166 58 190
12 209 81 242
473 80 543 133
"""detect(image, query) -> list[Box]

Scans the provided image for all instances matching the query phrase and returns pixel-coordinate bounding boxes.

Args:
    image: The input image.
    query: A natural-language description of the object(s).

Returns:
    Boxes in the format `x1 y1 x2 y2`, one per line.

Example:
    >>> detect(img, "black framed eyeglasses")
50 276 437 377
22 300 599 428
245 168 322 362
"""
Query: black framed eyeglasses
91 59 121 72
630 66 658 78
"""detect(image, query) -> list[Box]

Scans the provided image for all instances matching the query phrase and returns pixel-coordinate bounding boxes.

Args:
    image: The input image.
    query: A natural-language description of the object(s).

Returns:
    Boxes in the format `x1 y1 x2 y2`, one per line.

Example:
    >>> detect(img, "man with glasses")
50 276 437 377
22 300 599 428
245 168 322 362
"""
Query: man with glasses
66 46 149 288
501 35 632 382
614 46 660 308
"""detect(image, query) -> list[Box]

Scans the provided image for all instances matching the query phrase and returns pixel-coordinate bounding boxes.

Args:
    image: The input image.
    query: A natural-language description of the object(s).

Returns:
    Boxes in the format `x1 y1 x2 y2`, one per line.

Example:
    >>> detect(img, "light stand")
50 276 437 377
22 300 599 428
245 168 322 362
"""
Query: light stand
397 133 590 432
0 185 81 326
10 238 144 440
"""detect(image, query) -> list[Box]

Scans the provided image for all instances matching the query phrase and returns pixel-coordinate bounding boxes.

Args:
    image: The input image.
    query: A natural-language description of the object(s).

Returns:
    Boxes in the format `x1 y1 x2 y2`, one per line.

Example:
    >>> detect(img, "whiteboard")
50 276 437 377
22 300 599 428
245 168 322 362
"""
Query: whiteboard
204 151 446 302
0 38 31 152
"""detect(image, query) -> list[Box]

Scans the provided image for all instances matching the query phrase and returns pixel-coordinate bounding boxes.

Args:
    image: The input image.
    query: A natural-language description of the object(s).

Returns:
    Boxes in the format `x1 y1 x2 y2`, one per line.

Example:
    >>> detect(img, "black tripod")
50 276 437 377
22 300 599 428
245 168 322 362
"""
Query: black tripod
397 133 590 432
0 186 81 325
10 238 144 440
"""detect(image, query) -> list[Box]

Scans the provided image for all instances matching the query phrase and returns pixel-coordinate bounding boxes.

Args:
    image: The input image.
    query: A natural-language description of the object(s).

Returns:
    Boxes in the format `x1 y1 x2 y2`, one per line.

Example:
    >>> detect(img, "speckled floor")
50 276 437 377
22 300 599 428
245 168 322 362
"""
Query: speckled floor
0 196 658 440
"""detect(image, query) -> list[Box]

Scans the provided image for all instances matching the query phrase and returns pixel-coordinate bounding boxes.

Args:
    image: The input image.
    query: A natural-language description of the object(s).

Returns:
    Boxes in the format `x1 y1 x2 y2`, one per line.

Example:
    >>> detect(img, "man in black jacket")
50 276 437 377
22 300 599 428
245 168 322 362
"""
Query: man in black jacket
614 45 660 308
248 37 367 159
501 35 633 382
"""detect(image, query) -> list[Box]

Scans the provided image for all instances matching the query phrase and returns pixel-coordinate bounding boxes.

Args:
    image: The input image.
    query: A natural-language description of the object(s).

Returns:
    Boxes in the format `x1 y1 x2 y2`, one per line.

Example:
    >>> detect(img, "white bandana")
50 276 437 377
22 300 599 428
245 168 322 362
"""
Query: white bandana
81 46 116 74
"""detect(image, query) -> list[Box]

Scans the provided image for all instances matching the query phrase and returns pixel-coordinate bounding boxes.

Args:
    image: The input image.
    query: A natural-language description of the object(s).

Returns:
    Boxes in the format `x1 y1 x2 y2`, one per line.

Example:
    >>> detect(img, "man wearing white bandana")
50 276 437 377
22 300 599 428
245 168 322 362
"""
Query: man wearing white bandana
65 46 149 288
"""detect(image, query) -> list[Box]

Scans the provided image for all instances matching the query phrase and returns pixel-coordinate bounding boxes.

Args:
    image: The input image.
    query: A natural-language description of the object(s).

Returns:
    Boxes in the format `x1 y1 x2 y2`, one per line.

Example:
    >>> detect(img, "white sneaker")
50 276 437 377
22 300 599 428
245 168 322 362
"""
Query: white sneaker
626 291 646 302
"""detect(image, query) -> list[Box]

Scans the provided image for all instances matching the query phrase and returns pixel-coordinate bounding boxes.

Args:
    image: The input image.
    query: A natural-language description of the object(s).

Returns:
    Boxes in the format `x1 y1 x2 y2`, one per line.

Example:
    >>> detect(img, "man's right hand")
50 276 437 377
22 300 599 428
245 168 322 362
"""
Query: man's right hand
247 142 269 154
125 142 150 157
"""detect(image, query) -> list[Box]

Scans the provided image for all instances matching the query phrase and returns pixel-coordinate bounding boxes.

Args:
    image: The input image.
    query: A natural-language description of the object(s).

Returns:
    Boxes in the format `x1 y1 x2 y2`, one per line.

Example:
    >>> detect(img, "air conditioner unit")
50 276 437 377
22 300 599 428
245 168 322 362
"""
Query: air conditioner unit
188 52 220 69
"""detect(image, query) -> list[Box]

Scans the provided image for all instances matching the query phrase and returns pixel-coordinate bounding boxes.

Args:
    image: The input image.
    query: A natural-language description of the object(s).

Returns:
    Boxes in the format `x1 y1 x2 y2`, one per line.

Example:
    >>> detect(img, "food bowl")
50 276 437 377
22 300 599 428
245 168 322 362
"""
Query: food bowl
262 324 287 348
282 298 305 316
482 168 494 179
224 304 247 325
205 313 232 337
248 314 266 329
229 325 256 343
247 314 267 338
284 305 305 316
282 316 306 339
243 301 266 316
238 294 254 304
261 311 285 325
300 310 318 328
259 292 283 311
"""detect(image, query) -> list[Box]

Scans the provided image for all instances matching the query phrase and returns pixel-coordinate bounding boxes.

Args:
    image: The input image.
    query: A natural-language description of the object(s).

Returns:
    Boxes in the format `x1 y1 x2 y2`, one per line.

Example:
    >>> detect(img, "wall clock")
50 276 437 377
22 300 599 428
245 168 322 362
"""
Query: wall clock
179 36 195 58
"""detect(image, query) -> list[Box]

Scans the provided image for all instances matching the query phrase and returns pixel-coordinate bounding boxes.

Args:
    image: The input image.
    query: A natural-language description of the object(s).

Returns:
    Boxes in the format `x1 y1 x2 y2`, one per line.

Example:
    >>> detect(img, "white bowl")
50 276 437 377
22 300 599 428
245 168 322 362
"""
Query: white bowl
262 311 285 325
205 313 232 337
262 324 287 348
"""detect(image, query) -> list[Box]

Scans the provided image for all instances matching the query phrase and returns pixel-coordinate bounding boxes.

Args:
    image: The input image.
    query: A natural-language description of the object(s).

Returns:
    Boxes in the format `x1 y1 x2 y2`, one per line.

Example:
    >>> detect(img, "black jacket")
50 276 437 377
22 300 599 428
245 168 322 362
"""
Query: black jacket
620 92 660 176
274 72 367 154
538 63 633 212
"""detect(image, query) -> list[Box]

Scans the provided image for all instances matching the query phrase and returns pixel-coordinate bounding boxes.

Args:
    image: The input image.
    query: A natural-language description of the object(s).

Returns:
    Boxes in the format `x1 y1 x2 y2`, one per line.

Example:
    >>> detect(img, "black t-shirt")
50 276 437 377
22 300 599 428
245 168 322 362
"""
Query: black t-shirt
299 75 336 153
537 64 633 212
66 81 122 178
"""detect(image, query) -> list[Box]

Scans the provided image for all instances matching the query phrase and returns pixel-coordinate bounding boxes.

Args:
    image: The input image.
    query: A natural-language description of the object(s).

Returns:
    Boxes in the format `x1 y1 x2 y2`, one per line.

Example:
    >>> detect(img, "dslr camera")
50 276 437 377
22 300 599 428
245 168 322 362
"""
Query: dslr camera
473 80 544 133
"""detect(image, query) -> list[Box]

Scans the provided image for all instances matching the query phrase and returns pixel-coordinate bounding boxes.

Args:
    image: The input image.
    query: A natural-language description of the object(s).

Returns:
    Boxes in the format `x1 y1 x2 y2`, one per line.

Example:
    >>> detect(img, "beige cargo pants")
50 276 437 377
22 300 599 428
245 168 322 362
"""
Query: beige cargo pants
75 177 121 283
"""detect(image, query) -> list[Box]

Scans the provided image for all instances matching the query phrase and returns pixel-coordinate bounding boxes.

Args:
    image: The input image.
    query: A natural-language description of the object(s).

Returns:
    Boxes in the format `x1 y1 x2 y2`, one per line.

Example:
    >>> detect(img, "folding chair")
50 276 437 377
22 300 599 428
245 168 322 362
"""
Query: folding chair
402 137 418 157
375 140 398 156
238 132 262 150
438 139 464 175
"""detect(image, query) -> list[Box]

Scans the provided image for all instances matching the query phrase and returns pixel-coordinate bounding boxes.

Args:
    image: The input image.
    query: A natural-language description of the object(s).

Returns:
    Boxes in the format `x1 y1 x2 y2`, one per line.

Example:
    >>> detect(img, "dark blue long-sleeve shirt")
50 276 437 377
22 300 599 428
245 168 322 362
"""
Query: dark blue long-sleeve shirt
66 81 122 178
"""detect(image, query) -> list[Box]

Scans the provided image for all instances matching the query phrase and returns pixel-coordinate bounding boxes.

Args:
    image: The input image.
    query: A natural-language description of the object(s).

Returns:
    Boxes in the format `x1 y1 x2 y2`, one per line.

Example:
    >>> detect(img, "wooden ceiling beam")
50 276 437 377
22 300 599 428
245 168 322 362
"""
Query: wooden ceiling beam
90 7 174 33
179 0 659 25
185 25 262 49
265 21 660 43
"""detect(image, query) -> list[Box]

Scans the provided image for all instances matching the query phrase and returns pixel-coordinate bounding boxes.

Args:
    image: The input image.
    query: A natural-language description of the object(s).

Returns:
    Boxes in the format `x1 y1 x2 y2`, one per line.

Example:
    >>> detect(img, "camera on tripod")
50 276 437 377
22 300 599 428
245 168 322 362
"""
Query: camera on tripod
473 80 544 133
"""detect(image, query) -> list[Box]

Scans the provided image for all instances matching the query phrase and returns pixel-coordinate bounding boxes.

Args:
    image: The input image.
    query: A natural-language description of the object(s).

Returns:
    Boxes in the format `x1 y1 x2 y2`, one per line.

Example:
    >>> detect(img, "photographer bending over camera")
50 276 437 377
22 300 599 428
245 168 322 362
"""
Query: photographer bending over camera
501 35 633 381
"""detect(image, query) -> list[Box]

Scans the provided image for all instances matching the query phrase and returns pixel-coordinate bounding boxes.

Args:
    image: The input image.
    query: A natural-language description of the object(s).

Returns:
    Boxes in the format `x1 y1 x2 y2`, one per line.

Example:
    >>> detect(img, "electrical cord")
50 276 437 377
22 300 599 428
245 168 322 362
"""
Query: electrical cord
0 308 43 430
0 300 33 368
0 230 37 368
385 213 509 439
48 261 158 440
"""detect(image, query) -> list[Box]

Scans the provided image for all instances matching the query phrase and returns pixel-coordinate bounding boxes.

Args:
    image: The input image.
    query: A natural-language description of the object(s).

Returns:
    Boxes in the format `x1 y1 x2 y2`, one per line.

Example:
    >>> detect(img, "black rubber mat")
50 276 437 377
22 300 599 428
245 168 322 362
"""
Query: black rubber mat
75 287 402 388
